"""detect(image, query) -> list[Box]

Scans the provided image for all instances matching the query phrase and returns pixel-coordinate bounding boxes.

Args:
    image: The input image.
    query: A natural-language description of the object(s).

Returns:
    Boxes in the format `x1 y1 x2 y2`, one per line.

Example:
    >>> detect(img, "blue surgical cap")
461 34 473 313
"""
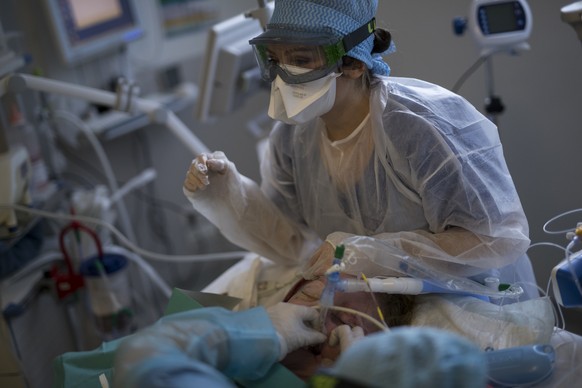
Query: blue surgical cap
262 0 393 76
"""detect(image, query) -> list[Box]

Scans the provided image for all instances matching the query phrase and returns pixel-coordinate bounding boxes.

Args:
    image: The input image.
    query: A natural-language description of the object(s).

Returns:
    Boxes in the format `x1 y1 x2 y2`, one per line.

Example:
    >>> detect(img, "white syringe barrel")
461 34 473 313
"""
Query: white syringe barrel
338 277 424 294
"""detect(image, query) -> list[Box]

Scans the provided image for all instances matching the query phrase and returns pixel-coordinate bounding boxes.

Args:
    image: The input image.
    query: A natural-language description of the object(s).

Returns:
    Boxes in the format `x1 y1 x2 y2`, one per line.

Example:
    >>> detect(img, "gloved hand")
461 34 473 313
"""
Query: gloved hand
183 152 228 193
266 303 327 360
329 325 364 353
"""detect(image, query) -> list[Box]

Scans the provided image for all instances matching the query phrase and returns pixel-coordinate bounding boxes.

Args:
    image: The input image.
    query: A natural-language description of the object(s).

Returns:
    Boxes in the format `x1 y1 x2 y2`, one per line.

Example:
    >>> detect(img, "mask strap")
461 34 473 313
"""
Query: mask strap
342 18 376 53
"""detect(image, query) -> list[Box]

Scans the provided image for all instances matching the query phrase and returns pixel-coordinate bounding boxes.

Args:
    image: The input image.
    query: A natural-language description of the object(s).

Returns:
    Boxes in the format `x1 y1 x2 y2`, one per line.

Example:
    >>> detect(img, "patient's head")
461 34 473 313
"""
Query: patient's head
280 272 416 380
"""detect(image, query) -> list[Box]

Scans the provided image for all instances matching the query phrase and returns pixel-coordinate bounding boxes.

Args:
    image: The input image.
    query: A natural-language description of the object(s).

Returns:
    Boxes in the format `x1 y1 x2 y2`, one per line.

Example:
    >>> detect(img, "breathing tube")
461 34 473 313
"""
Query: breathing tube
318 245 345 334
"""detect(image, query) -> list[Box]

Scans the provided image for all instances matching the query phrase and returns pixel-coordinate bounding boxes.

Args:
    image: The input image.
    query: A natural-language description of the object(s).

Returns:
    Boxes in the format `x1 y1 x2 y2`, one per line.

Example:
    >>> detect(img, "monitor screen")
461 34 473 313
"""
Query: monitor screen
478 1 527 35
44 0 144 65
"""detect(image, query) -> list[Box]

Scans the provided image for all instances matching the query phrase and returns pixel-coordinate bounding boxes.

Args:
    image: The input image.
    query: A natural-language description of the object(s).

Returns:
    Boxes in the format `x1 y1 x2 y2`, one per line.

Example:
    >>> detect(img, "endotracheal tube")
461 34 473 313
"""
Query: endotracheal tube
319 245 345 334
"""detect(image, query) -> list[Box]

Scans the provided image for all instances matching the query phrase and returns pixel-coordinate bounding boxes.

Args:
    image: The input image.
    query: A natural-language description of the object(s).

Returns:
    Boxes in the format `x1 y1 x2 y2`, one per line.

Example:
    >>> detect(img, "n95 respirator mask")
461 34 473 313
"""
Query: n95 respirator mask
268 67 340 125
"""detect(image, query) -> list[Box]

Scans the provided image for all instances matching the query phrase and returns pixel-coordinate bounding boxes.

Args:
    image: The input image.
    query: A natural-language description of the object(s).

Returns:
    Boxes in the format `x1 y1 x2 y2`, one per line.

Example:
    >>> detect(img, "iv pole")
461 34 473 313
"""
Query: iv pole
483 57 504 126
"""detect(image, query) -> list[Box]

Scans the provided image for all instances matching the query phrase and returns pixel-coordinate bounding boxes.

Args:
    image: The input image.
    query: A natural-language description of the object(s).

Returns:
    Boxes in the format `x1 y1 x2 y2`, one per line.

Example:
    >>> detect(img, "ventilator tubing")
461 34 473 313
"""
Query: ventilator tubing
337 277 424 294
336 277 492 296
343 239 524 299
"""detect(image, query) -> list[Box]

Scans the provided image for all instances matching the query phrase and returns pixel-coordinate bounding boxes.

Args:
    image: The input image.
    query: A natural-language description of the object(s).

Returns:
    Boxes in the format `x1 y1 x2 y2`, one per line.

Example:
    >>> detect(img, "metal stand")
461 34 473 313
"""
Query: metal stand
483 57 505 126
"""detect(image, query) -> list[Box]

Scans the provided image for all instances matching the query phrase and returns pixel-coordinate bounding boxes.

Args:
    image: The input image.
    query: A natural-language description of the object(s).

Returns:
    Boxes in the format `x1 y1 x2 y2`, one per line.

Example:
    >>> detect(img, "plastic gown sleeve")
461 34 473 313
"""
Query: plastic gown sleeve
113 307 280 388
183 153 321 266
326 228 529 278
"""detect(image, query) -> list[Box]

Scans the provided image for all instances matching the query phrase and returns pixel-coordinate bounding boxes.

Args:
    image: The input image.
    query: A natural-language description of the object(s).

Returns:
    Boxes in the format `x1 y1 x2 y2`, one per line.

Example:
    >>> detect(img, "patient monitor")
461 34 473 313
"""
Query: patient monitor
197 2 273 122
468 0 532 56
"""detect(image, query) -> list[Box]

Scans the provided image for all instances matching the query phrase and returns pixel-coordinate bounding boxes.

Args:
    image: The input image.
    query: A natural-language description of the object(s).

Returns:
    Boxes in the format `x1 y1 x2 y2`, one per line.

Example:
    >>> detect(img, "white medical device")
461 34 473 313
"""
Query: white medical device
561 2 582 43
551 249 582 308
467 0 533 56
0 145 31 235
197 1 273 122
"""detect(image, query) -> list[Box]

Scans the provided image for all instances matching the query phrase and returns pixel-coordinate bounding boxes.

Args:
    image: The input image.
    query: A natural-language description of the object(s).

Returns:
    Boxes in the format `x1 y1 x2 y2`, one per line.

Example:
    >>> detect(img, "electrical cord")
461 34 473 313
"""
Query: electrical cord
542 208 582 235
527 207 582 330
1 204 247 263
452 54 490 93
133 131 174 254
53 110 137 243
315 304 389 333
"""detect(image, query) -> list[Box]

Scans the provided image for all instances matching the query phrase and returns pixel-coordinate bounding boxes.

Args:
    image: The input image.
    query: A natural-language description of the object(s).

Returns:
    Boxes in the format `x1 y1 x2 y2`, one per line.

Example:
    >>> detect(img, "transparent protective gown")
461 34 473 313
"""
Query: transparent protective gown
185 76 532 291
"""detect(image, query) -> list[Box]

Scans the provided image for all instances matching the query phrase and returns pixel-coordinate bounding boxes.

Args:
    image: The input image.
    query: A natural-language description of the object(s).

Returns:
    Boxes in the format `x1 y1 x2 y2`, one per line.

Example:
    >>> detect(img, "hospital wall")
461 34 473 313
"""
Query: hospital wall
1 0 581 337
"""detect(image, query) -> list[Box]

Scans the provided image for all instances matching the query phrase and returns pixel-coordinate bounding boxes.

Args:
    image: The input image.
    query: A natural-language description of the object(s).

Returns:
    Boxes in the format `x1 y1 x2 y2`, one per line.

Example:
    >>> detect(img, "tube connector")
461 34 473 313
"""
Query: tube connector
320 245 344 307
319 282 335 308
321 267 341 304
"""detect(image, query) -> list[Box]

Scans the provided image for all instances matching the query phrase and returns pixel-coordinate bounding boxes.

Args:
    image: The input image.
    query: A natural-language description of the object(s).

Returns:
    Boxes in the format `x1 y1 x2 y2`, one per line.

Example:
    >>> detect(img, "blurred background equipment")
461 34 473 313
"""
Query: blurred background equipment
561 1 582 43
1 0 582 386
452 0 532 124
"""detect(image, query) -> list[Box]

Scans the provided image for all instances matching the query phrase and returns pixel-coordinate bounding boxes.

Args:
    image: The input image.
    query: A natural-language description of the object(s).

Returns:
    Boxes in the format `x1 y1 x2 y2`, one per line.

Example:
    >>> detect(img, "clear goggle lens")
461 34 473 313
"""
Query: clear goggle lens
250 18 377 85
252 43 343 84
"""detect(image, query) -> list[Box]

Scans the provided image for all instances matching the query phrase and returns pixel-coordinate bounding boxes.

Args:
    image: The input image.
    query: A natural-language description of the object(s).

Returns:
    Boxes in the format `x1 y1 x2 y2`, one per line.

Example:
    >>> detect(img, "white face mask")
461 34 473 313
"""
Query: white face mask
268 67 340 125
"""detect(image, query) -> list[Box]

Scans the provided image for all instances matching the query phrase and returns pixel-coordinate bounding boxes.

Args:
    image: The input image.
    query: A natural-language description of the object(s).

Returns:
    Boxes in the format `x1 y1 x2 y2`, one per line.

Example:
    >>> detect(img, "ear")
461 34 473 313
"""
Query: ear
342 61 366 79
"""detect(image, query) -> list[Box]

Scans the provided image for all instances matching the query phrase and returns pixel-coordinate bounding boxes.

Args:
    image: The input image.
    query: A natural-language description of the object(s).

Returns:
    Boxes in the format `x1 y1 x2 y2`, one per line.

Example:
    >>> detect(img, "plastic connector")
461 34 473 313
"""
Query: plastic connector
321 268 340 307
320 245 344 307
319 281 336 308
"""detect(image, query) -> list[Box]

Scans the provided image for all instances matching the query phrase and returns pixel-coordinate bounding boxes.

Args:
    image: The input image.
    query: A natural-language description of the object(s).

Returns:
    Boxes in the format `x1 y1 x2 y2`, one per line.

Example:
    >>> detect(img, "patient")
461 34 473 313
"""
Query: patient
280 256 416 380
205 244 555 383
113 302 487 388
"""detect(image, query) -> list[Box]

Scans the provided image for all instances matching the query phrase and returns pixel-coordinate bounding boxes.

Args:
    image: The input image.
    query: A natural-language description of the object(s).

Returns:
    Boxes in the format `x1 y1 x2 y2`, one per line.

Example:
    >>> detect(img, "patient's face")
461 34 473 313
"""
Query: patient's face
281 274 383 380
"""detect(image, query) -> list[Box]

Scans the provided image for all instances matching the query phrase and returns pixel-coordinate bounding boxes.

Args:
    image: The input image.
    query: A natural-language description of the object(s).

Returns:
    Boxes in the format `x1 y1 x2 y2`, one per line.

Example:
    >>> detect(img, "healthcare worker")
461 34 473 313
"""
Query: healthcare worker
184 0 536 298
113 302 487 388
113 302 325 387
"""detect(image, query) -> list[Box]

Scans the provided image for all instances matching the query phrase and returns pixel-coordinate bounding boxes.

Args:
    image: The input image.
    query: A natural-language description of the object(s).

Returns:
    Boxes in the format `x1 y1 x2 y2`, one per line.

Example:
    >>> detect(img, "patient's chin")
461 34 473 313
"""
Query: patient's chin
280 348 323 380
320 343 341 363
281 345 341 380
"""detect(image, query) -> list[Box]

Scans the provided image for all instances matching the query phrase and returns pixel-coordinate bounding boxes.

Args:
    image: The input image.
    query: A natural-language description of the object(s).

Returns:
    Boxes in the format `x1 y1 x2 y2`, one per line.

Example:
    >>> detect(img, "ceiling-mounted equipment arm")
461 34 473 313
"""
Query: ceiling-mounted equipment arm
0 73 209 155
562 2 582 43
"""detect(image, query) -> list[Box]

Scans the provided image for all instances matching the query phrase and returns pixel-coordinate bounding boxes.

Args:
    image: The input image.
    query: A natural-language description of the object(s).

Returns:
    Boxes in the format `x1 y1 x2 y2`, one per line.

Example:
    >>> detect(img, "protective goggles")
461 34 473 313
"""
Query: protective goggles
249 18 376 84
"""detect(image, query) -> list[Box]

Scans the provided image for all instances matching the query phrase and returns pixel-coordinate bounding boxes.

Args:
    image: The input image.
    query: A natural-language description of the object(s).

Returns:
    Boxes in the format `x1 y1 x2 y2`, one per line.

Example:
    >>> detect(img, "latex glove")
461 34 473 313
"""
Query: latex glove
183 152 228 193
329 325 364 353
266 303 327 360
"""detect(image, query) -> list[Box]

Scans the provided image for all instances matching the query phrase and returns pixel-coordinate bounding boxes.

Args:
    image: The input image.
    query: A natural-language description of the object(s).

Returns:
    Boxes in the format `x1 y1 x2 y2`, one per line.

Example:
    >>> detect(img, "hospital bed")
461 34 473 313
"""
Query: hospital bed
43 250 582 388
